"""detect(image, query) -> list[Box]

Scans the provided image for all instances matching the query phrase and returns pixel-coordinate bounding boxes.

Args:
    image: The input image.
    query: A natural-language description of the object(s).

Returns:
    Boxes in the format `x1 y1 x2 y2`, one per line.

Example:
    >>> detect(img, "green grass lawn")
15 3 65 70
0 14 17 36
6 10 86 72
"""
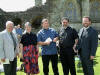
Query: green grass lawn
0 47 100 75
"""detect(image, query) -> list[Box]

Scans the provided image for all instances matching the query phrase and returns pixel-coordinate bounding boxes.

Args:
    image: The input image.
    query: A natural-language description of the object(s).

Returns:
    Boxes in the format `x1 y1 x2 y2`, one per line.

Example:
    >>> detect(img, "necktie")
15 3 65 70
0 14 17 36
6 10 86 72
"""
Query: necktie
10 32 16 50
81 29 84 38
81 29 86 38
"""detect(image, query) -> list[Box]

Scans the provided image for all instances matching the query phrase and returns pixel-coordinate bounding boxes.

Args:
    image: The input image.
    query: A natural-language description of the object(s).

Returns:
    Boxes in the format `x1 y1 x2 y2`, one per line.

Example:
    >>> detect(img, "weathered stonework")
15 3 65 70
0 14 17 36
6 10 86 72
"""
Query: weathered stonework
35 0 42 6
0 0 100 33
90 0 100 22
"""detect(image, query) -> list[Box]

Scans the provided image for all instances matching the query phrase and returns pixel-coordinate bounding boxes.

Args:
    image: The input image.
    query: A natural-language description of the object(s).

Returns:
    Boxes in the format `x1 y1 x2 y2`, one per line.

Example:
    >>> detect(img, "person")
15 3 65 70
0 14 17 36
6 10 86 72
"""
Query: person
20 22 39 75
0 21 19 75
13 26 18 34
16 24 23 41
37 19 59 75
76 16 98 75
16 24 23 35
15 24 24 71
59 17 78 75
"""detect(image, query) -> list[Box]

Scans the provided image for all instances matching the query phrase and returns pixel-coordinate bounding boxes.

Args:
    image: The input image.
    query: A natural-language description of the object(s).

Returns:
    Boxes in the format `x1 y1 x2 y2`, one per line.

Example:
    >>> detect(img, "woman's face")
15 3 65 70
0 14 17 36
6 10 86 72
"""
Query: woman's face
25 25 31 33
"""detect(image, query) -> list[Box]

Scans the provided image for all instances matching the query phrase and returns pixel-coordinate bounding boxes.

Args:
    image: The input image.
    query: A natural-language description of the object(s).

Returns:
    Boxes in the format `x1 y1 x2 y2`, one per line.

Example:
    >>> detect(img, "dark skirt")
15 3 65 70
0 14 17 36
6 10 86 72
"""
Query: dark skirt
23 45 39 74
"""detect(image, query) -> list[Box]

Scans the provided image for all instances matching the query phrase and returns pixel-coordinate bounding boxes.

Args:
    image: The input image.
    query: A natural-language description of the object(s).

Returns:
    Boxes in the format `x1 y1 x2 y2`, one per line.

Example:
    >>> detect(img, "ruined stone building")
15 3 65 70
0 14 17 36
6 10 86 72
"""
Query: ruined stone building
0 0 100 33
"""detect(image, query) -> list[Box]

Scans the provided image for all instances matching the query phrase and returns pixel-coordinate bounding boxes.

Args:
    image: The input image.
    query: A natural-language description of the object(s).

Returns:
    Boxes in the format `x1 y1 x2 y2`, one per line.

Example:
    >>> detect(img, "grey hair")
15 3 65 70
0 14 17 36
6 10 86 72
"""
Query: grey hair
25 22 31 27
6 21 14 27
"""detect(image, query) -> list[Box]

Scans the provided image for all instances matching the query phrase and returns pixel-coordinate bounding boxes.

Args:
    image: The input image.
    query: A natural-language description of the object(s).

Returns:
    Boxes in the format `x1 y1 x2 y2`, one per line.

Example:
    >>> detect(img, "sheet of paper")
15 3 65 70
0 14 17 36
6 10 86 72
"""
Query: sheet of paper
45 37 52 42
0 64 4 72
0 59 10 64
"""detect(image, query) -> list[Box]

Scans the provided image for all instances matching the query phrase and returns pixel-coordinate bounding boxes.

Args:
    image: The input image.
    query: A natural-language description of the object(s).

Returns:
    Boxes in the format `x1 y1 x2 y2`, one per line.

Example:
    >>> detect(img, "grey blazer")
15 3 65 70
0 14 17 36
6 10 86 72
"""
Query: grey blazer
0 30 19 61
78 27 98 57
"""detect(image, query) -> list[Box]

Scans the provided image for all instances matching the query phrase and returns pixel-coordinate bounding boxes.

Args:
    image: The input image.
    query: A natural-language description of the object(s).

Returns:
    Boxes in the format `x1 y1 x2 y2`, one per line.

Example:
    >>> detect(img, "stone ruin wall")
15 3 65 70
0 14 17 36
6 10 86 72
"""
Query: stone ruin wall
0 0 100 33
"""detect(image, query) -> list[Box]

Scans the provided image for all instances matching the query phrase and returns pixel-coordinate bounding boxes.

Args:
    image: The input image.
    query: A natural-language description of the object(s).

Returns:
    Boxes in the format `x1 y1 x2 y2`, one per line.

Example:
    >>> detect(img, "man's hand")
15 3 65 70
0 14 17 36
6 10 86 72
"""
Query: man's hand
45 41 51 45
53 37 58 42
1 58 5 62
17 35 21 38
73 45 77 53
90 56 95 60
16 53 19 58
20 54 23 59
74 49 78 53
38 41 51 46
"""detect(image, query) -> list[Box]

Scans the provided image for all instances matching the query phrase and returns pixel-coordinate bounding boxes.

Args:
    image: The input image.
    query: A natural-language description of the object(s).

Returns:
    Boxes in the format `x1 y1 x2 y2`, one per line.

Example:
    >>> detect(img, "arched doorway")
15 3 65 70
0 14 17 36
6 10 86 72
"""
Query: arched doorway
12 18 22 27
31 16 43 29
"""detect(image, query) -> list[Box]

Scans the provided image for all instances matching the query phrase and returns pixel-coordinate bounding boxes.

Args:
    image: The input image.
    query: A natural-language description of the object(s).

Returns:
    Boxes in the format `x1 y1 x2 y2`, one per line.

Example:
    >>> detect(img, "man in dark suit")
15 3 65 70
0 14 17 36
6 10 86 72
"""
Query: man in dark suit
77 16 98 75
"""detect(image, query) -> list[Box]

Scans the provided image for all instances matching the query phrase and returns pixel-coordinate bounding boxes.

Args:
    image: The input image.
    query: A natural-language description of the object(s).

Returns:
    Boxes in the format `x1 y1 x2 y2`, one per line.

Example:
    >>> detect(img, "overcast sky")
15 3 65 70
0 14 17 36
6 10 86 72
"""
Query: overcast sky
0 0 46 12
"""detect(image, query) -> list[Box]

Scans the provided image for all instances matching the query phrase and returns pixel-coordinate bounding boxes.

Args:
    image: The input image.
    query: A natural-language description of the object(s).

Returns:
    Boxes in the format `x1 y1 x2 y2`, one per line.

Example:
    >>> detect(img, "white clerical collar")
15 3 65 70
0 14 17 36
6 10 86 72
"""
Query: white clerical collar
83 26 90 30
62 26 69 29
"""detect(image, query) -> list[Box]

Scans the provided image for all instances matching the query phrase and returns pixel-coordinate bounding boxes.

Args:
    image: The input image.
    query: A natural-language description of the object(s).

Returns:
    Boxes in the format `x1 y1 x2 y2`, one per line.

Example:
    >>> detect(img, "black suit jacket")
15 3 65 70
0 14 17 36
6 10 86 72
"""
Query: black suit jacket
77 27 98 57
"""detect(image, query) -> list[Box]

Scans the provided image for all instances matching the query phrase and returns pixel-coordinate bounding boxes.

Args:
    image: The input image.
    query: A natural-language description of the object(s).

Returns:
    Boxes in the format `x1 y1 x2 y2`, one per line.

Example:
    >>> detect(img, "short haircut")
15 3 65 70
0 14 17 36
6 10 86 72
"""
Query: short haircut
61 17 69 22
6 21 14 27
24 22 31 27
83 16 91 22
41 19 48 24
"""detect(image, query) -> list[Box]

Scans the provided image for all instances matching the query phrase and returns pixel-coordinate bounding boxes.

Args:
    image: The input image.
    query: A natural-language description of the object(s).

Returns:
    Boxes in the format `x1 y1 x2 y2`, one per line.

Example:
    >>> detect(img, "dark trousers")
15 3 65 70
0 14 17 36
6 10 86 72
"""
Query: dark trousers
60 49 76 75
42 54 59 75
80 55 94 75
3 58 17 75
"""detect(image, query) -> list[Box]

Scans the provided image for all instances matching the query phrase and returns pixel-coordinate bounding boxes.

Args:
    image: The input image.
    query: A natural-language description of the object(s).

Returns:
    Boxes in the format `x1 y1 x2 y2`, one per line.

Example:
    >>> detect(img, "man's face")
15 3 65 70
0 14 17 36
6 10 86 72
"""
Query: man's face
6 23 14 32
42 21 49 29
82 17 91 27
62 19 69 27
